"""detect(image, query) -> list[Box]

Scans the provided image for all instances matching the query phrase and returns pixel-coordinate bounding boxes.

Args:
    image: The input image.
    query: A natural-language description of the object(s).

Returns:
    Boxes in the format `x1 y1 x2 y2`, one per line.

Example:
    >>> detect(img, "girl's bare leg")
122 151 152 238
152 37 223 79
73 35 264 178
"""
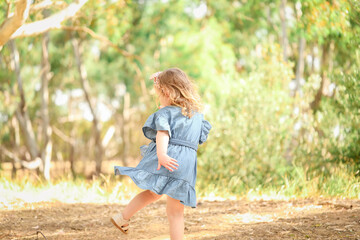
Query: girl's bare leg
166 196 184 240
122 190 162 221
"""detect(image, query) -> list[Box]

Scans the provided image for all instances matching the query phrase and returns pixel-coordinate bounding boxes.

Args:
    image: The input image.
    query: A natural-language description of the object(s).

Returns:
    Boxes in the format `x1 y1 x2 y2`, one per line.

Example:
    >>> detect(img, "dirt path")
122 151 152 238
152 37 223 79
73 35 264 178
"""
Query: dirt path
1 198 360 240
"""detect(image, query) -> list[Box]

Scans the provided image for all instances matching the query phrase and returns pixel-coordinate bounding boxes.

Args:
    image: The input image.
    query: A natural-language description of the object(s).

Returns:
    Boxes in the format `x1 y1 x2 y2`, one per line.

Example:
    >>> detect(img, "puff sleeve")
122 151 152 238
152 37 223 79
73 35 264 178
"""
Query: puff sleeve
199 119 212 145
142 113 172 140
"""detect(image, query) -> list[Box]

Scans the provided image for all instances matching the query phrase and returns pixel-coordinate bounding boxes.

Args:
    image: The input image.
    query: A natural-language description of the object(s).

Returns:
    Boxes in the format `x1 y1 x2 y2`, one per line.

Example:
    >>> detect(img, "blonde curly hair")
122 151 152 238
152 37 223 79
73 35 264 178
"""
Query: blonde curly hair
154 68 203 118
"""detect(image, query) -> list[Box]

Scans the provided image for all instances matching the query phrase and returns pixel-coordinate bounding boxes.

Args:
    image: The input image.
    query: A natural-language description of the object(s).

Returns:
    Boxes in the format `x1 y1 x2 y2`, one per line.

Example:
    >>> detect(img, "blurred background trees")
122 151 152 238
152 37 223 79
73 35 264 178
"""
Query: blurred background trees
0 0 359 197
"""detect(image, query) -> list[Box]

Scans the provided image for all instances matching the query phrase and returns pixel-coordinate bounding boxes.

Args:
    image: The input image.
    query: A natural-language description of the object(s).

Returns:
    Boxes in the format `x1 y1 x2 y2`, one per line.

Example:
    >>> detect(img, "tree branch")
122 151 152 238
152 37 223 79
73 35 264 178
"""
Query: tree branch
10 0 88 40
0 0 32 47
0 146 42 170
62 26 142 62
6 0 12 17
30 0 67 13
52 126 76 145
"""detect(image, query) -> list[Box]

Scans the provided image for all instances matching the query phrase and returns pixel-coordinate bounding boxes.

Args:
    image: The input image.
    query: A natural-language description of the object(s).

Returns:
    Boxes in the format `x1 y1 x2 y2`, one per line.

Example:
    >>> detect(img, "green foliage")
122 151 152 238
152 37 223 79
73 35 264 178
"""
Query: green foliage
326 71 360 166
300 0 351 43
0 0 359 199
197 58 295 194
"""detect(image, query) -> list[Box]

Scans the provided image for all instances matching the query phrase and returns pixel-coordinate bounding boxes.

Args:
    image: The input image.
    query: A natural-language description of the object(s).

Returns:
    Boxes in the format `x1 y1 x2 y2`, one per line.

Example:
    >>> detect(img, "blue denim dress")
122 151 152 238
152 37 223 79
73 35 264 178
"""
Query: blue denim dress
114 105 212 208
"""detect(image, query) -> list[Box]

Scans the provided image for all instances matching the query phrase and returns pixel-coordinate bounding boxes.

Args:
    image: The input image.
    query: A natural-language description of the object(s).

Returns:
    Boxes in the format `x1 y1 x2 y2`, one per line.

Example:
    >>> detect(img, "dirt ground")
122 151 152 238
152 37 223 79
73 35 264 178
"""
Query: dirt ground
1 198 360 240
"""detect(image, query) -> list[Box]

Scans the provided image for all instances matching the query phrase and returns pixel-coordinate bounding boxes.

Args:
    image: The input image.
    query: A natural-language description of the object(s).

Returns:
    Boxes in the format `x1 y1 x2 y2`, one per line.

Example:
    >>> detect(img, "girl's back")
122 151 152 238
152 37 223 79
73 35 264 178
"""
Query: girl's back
116 104 211 207
143 105 207 146
111 68 211 239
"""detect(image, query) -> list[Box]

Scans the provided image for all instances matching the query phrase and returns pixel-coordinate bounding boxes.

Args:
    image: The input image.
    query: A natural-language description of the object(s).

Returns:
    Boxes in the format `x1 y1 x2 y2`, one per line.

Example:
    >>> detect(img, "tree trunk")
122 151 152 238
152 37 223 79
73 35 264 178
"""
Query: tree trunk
70 127 76 177
279 0 288 62
71 37 103 175
11 116 21 179
294 37 306 96
40 16 53 181
52 126 76 177
310 44 316 74
9 40 41 166
284 37 306 163
68 95 77 177
122 92 130 167
310 41 331 110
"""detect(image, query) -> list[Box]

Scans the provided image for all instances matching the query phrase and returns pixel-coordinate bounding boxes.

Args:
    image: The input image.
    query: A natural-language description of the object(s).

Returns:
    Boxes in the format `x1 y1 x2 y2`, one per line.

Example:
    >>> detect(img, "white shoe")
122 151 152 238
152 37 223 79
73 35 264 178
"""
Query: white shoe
110 212 130 234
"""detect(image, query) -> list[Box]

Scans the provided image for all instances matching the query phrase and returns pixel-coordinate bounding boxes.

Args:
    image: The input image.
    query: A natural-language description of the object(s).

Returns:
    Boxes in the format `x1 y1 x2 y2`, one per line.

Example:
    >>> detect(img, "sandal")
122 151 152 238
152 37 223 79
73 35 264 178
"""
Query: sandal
110 212 130 234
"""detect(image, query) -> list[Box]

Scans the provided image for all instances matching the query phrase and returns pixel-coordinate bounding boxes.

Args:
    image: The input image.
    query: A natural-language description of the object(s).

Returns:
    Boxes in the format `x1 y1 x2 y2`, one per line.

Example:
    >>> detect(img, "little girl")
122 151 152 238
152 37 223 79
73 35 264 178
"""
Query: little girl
111 68 212 239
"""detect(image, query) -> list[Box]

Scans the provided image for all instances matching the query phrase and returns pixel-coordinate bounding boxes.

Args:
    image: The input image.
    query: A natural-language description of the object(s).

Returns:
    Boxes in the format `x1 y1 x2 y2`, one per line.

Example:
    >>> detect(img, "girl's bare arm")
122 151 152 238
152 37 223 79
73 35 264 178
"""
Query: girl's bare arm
156 130 179 172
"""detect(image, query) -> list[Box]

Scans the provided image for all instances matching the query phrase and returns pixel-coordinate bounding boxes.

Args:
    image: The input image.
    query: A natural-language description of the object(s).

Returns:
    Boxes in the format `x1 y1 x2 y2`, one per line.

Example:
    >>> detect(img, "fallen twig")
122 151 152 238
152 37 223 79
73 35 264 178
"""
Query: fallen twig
36 231 48 240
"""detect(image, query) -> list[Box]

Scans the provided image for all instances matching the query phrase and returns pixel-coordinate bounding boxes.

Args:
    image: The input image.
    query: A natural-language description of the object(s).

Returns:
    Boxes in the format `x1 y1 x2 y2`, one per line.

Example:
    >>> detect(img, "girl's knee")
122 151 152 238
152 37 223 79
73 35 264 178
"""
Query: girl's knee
166 207 184 219
166 199 184 218
148 190 162 199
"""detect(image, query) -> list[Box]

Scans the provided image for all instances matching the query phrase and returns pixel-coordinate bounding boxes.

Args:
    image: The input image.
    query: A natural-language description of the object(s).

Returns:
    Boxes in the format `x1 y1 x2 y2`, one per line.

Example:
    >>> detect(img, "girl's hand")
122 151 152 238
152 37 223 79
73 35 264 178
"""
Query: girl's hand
156 130 177 172
157 153 179 172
